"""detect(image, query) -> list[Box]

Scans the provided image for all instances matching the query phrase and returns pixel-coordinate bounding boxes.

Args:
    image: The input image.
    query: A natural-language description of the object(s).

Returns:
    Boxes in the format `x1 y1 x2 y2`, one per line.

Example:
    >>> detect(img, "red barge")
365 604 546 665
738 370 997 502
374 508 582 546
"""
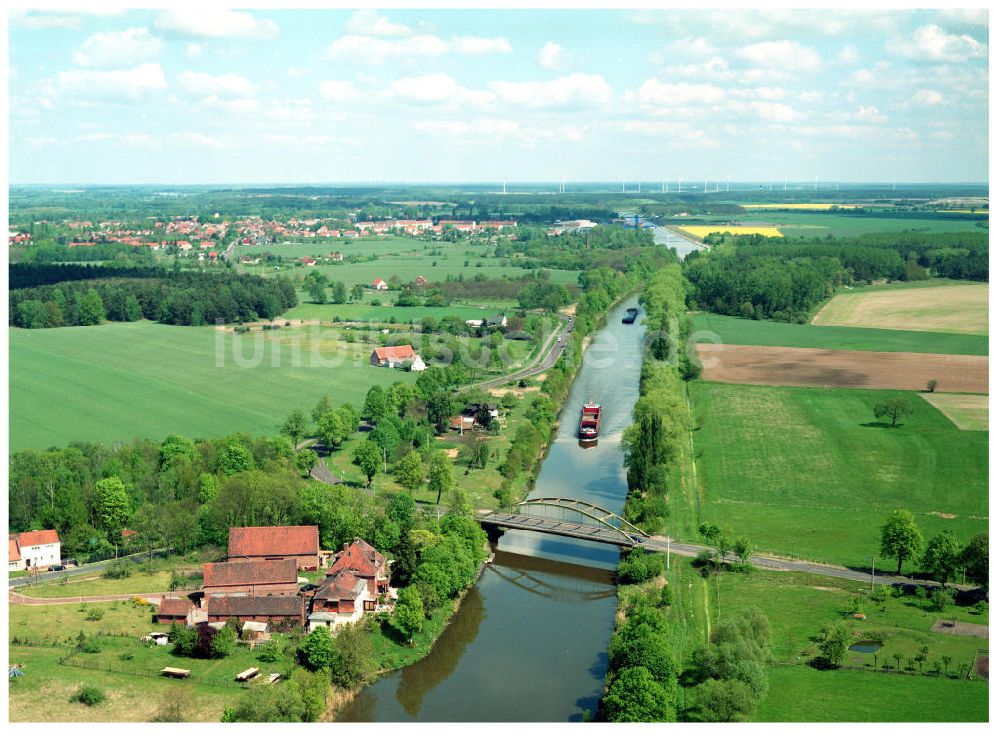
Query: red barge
579 403 602 442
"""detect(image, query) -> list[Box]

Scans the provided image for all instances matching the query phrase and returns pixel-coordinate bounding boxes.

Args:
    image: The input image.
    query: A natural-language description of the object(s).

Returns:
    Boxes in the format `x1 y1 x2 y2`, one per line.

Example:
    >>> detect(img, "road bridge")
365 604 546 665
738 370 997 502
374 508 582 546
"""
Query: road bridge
477 497 649 548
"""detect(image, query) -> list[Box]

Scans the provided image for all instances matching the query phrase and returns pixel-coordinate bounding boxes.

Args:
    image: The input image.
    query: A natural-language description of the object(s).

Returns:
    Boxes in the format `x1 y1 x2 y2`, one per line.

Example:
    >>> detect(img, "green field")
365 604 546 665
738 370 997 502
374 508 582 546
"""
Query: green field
757 665 987 722
684 211 987 238
240 238 581 287
282 295 516 324
690 313 988 356
9 321 415 451
689 382 988 569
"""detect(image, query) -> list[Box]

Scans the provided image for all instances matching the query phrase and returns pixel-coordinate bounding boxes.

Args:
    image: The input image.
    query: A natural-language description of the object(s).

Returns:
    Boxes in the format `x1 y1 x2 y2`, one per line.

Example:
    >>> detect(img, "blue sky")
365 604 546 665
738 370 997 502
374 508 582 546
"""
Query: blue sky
9 7 990 184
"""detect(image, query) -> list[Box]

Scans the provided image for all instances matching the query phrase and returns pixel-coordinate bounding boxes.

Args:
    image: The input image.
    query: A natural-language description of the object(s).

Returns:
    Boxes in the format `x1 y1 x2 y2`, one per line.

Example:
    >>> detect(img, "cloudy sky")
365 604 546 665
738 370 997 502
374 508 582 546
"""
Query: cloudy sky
9 7 989 185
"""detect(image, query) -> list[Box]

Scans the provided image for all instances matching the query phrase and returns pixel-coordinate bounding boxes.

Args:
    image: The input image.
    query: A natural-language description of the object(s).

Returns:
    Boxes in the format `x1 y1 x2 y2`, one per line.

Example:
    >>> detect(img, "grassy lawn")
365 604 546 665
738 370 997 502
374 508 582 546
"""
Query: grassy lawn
10 599 166 644
811 283 988 335
756 666 987 722
690 313 988 356
18 571 179 599
689 382 988 569
282 297 515 324
9 321 415 450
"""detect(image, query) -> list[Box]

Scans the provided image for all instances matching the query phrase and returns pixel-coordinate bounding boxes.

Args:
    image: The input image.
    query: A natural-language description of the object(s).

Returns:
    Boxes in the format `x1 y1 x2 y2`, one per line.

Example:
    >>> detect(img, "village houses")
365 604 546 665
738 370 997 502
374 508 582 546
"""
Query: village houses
8 529 61 571
308 538 391 632
370 345 426 371
227 525 323 570
202 558 299 598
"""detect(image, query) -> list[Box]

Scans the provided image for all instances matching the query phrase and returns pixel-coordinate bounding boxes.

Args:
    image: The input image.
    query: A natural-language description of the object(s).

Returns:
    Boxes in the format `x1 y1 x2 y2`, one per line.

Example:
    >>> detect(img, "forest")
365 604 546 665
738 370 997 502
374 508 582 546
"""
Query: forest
684 232 987 321
10 269 297 328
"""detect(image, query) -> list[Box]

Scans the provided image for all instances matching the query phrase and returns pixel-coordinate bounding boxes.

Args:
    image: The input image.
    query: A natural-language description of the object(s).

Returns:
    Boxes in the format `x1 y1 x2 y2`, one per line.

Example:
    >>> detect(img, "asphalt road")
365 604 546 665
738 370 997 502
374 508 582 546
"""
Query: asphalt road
464 315 573 392
9 549 172 590
642 536 967 590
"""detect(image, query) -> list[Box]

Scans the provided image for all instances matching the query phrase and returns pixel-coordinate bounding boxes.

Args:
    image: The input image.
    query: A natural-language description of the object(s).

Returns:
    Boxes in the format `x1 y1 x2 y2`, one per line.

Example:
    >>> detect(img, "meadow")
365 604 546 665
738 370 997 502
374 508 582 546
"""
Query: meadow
688 382 988 570
9 321 415 451
674 211 986 238
740 203 862 211
239 237 581 287
281 293 515 324
690 313 988 356
921 393 989 432
811 283 988 335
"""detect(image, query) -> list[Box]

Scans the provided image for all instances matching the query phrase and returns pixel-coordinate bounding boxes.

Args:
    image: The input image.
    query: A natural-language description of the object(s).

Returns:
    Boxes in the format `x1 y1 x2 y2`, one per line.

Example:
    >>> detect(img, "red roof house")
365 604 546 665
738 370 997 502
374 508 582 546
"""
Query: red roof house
9 529 61 571
370 345 424 370
202 559 299 598
228 526 320 570
206 595 305 625
371 278 388 290
325 538 389 597
156 597 194 625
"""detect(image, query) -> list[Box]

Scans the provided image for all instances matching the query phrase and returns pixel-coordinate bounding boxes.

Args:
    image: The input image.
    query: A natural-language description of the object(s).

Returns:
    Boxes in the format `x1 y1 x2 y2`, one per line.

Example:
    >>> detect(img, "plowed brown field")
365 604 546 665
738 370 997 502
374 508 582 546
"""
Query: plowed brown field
696 343 988 393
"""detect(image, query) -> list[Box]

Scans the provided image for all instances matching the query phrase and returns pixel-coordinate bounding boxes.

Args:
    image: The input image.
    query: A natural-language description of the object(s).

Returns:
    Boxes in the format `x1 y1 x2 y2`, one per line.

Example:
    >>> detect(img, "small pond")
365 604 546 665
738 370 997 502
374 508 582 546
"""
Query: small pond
849 641 882 654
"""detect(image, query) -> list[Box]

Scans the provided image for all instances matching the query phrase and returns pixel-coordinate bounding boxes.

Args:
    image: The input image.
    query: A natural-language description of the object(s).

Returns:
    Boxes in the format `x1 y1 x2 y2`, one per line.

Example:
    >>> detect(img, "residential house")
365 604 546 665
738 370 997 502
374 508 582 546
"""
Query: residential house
227 525 321 571
370 345 426 371
156 597 194 625
449 415 476 434
413 275 428 287
329 252 344 261
371 278 389 290
299 257 317 266
307 538 391 632
202 559 299 598
205 595 305 626
8 530 61 571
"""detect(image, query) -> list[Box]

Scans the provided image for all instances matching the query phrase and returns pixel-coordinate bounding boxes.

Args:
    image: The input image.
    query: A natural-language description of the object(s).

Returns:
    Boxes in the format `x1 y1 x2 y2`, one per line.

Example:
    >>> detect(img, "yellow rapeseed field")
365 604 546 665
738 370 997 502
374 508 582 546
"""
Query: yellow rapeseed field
935 209 989 214
741 203 860 210
679 225 784 239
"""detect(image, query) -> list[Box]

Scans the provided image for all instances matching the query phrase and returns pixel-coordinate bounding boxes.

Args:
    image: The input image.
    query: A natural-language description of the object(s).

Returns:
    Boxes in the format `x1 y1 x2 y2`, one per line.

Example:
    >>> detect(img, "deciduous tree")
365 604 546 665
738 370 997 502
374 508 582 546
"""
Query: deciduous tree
880 509 924 575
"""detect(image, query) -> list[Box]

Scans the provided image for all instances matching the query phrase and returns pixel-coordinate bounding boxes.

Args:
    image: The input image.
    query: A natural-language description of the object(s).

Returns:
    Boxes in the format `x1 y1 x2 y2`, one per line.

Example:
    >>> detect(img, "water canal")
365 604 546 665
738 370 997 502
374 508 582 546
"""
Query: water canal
338 297 647 722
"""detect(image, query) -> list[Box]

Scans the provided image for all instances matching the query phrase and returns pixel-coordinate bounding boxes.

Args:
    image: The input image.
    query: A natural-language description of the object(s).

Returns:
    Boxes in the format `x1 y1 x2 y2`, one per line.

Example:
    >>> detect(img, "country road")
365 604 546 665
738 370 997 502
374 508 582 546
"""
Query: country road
8 549 173 589
463 315 573 393
642 536 968 590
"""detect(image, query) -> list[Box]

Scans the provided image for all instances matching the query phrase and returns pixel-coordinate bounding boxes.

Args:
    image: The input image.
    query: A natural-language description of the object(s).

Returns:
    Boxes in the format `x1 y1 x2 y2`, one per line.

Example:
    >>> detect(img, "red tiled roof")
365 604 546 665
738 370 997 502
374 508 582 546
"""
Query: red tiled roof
373 345 415 361
9 538 21 562
228 526 319 558
207 595 302 618
158 597 193 616
326 538 386 579
315 570 366 601
203 559 297 588
17 530 60 547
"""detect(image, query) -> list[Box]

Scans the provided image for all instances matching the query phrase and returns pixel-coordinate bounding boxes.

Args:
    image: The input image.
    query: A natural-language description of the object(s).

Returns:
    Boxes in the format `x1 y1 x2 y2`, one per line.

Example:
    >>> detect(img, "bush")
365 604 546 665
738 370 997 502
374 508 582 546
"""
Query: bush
84 607 105 621
618 551 664 584
659 584 673 607
71 686 106 706
103 559 133 579
929 587 955 612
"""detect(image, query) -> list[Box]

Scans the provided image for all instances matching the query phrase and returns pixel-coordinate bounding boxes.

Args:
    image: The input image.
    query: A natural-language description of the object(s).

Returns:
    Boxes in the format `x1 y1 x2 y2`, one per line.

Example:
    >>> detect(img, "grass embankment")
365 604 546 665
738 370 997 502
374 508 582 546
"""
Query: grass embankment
689 382 988 570
690 313 988 356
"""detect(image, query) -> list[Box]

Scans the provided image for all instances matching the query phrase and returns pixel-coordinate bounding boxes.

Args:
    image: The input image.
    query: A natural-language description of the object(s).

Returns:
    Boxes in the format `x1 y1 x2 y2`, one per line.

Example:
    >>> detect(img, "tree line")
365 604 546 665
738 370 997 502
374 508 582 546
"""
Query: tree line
879 509 988 587
10 270 297 328
684 232 988 322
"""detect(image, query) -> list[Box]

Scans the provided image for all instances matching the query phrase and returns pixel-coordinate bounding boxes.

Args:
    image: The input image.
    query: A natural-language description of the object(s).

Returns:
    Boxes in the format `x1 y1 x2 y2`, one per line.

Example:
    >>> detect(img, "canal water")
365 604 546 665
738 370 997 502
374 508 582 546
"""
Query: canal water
338 297 647 722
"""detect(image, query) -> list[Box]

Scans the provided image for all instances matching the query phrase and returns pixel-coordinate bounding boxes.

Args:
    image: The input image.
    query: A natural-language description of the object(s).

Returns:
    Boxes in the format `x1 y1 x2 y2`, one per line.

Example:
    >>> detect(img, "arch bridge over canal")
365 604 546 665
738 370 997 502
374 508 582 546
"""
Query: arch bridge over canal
478 497 651 548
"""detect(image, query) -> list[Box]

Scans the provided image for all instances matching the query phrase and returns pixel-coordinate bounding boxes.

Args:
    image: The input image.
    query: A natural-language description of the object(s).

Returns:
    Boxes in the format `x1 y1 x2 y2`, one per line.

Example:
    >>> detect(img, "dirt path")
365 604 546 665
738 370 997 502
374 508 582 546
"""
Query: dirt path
697 344 988 393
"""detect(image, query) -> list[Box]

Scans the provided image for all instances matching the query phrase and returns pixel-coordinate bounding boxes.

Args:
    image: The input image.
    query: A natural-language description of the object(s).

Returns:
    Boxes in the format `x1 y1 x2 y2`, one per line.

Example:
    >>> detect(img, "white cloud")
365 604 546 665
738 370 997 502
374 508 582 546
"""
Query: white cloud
452 36 512 55
913 89 944 106
851 105 886 123
888 24 987 63
837 45 860 66
539 42 572 70
54 63 167 102
75 132 156 147
11 9 124 31
327 34 450 62
638 79 725 106
936 9 989 28
169 132 222 148
345 9 410 37
668 37 717 59
660 57 733 82
490 73 611 109
319 80 358 102
735 40 823 73
413 120 472 137
387 73 494 107
928 129 955 141
177 71 255 98
73 28 163 69
619 120 721 148
327 33 511 63
154 10 278 40
747 101 800 123
185 43 203 59
201 96 260 113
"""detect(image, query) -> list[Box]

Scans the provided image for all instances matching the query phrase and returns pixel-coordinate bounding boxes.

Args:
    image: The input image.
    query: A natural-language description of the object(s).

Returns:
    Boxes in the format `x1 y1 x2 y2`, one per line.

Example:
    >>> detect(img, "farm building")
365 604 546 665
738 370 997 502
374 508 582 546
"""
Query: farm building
370 345 426 371
156 597 195 625
205 595 305 626
202 559 299 598
8 530 61 571
371 278 389 290
308 538 393 632
227 525 322 570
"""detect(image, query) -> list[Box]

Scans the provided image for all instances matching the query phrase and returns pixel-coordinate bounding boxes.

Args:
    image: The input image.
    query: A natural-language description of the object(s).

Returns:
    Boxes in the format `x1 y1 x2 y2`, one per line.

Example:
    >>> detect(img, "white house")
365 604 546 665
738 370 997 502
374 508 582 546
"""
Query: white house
370 345 426 371
9 529 61 571
371 278 389 290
